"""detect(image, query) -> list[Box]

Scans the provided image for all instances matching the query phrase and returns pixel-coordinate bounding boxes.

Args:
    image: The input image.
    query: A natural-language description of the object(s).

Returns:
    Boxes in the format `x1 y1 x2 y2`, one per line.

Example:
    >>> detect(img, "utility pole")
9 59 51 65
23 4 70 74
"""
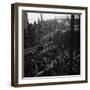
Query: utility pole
40 13 43 44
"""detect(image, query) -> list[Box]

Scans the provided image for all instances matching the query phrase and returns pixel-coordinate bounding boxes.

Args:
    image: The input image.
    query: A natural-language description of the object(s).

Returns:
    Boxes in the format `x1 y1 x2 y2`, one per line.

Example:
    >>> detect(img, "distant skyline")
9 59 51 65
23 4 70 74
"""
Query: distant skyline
27 12 71 24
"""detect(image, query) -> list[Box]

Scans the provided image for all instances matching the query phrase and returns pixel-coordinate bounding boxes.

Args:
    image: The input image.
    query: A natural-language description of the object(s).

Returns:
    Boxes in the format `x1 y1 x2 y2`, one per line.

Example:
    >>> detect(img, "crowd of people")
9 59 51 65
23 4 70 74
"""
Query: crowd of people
24 41 80 77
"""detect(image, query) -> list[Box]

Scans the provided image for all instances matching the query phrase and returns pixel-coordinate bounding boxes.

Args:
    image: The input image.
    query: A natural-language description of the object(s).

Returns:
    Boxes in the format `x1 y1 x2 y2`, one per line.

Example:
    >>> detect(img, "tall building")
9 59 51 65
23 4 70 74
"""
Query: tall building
23 11 28 32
